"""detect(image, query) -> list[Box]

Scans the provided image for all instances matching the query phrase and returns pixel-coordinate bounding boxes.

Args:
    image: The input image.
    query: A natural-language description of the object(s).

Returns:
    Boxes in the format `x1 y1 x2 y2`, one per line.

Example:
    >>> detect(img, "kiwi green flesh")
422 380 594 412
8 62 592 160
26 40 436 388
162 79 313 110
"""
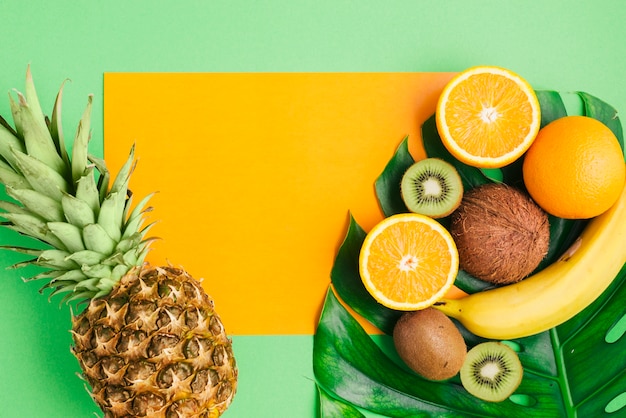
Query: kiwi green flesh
401 158 463 218
460 342 523 402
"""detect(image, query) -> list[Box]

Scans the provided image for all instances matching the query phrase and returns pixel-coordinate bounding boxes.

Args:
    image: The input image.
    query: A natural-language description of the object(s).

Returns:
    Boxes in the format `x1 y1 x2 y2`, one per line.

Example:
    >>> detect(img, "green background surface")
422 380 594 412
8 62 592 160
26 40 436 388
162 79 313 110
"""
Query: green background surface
0 1 625 417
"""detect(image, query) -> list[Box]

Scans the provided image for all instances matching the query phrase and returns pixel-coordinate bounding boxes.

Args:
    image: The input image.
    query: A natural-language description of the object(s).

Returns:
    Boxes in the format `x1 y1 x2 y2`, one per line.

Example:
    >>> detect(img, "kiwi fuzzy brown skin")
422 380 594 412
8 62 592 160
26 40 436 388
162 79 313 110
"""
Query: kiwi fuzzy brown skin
393 308 467 381
449 183 550 285
400 158 464 218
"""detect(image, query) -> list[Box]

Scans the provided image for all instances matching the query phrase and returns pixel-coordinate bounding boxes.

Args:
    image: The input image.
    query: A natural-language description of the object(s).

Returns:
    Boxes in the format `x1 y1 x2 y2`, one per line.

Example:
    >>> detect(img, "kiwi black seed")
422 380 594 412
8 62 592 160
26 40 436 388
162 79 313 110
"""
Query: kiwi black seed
393 308 467 381
460 341 523 402
400 158 463 218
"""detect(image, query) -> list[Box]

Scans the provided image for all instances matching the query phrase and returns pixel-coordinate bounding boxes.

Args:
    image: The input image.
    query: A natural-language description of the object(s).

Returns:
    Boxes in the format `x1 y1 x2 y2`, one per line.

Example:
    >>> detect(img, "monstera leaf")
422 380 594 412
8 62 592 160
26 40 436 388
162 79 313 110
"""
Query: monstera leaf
319 210 626 416
318 385 366 418
315 263 626 417
314 90 626 417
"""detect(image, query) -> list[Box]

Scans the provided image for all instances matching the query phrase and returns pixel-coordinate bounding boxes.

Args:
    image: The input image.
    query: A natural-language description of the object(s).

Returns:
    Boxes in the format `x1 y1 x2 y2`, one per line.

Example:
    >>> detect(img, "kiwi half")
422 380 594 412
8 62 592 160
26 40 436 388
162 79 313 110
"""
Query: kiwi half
401 158 463 218
460 341 523 402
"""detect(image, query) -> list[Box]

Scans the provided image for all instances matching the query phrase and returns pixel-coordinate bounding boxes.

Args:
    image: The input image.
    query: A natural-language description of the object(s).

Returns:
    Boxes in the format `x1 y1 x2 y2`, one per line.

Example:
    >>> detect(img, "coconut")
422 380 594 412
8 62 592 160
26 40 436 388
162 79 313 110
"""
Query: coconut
449 183 550 285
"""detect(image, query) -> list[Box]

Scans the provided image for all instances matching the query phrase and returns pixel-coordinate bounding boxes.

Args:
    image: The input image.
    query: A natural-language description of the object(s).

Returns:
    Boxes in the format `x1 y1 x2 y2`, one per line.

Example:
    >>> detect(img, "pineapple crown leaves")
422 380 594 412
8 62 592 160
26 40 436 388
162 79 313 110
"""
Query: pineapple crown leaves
0 67 155 303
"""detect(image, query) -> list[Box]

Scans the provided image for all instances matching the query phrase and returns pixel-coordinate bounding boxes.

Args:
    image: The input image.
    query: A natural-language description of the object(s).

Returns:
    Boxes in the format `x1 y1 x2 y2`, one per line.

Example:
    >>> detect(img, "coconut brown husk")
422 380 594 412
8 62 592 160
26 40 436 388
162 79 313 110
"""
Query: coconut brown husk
450 183 550 285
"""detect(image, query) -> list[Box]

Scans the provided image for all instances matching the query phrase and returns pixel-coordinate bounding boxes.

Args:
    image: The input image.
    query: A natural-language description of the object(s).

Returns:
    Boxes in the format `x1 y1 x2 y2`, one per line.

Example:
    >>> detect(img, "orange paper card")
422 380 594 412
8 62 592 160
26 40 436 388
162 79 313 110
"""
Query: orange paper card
104 72 455 335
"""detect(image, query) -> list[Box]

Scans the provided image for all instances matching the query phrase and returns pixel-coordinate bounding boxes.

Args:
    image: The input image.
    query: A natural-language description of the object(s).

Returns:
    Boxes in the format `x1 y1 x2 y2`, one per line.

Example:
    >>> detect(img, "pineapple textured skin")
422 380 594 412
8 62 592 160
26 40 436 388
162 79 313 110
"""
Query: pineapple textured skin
72 265 237 417
0 68 238 416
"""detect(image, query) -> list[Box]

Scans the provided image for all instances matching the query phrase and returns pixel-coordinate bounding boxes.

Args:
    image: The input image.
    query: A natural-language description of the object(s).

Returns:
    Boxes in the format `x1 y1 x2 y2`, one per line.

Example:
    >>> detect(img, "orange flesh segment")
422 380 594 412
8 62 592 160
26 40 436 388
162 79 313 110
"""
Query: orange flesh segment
444 73 535 158
360 214 458 310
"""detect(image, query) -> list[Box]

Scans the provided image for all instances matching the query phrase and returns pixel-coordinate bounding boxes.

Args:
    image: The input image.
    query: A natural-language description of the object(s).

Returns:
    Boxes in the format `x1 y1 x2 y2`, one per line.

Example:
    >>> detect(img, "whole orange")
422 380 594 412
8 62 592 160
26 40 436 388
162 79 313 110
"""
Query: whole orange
522 115 625 219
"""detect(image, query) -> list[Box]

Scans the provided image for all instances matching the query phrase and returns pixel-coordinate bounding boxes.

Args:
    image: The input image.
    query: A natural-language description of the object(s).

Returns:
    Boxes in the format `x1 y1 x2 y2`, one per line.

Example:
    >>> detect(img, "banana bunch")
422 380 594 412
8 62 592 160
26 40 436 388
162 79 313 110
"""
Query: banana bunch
434 184 626 340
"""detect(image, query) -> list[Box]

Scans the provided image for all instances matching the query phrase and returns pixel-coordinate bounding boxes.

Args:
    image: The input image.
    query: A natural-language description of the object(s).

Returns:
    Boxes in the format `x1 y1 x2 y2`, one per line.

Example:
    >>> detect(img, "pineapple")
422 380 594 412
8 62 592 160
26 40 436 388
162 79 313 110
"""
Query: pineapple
0 67 237 417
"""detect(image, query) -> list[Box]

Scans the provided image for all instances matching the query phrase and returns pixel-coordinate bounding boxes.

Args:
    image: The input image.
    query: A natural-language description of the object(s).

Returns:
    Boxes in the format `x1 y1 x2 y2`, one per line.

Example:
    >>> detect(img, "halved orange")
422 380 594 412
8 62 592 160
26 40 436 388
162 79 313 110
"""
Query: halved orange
359 213 459 310
436 66 541 168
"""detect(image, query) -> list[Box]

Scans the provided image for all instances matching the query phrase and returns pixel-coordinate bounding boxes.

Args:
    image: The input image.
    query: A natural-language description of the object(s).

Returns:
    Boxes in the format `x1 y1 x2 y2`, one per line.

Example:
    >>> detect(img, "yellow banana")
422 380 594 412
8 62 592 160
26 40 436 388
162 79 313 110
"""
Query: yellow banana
434 183 626 340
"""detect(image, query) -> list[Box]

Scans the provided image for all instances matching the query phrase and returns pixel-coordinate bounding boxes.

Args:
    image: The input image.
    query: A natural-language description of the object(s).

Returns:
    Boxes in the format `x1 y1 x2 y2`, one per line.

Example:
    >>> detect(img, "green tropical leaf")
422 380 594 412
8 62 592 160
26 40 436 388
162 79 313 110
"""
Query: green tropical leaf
318 385 366 418
453 269 493 294
315 260 626 417
552 263 626 417
578 92 624 152
479 168 503 183
374 136 413 217
330 214 401 335
314 287 571 417
535 90 568 128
